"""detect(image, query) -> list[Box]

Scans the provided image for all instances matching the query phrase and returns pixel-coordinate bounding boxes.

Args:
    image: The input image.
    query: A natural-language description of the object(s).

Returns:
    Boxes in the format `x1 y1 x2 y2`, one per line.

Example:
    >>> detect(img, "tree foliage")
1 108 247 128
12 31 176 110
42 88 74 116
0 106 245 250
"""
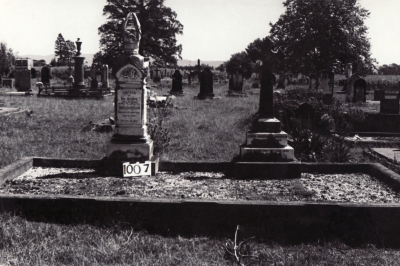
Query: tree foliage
269 0 376 75
224 52 253 79
98 0 183 65
63 40 76 67
378 64 400 75
0 42 17 76
54 33 65 64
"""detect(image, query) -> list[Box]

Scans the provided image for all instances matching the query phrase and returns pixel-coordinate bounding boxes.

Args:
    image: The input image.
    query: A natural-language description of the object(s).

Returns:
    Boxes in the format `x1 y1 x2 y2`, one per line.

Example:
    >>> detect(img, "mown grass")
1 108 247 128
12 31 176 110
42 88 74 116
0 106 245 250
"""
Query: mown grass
1 213 400 265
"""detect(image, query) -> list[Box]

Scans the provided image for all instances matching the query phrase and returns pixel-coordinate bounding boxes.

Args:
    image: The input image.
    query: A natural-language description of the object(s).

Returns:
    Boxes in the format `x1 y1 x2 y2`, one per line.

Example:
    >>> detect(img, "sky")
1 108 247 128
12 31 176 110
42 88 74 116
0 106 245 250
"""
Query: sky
0 0 399 65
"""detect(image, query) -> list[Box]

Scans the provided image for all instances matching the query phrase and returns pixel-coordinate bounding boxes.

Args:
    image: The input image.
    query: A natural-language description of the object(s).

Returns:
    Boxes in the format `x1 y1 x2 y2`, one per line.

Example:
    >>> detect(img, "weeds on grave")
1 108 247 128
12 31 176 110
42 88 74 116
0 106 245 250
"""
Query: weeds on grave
147 96 173 156
224 225 273 266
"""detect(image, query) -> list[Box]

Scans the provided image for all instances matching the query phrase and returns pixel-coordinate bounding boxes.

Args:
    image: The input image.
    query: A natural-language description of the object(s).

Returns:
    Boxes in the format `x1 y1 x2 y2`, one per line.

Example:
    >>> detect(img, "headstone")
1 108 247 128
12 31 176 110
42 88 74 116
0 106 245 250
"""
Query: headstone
170 70 183 95
374 90 385 101
309 73 317 90
296 102 315 119
2 79 13 88
229 68 243 92
238 41 294 163
196 68 214 99
380 99 399 114
318 70 334 94
102 65 109 89
90 79 99 90
73 38 85 90
41 66 51 85
14 70 31 91
90 69 96 79
31 68 37 78
105 12 158 176
95 70 102 82
353 78 367 102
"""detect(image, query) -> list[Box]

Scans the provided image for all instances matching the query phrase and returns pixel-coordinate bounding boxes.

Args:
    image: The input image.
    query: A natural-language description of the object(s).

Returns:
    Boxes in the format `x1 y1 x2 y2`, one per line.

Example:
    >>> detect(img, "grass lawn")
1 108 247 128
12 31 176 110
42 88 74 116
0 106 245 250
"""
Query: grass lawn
1 77 400 264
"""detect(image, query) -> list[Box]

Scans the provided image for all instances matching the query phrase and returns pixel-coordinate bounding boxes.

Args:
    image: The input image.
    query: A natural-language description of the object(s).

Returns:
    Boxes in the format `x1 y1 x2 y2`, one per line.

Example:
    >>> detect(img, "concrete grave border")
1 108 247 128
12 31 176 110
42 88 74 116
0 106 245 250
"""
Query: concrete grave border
2 157 400 246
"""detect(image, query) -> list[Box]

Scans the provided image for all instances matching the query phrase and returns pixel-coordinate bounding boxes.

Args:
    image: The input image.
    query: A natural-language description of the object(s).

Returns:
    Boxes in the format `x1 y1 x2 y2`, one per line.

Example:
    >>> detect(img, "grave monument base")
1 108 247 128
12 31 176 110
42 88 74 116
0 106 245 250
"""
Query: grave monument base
240 145 295 162
257 118 282 133
168 91 185 97
194 93 215 100
107 138 154 162
226 91 246 97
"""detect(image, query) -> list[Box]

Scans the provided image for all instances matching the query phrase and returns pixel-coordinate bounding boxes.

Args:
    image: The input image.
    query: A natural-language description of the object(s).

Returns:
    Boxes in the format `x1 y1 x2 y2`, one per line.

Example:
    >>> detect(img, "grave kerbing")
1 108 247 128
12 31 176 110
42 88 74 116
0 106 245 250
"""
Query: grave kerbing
236 40 294 162
103 12 158 176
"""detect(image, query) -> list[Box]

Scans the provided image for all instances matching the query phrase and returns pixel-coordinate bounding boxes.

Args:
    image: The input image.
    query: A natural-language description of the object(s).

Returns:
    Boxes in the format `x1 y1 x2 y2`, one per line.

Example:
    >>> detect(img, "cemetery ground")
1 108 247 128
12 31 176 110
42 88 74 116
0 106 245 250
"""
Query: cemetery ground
2 79 400 264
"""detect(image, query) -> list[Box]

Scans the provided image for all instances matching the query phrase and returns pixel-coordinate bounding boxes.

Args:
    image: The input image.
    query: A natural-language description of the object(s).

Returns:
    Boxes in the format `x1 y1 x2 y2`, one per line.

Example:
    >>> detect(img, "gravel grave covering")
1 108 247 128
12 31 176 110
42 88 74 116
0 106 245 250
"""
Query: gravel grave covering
1 167 399 203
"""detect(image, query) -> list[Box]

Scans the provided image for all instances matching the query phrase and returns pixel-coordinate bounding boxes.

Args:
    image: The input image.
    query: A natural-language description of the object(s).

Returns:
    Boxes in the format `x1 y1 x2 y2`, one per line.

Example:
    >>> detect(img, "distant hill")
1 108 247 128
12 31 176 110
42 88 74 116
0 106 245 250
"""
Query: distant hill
20 54 222 68
20 54 94 66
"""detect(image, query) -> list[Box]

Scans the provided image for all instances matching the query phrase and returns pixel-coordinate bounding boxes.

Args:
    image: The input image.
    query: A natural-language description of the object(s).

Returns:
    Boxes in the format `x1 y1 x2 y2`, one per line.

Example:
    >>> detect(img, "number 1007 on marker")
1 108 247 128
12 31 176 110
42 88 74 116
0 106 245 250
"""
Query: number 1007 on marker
123 162 151 177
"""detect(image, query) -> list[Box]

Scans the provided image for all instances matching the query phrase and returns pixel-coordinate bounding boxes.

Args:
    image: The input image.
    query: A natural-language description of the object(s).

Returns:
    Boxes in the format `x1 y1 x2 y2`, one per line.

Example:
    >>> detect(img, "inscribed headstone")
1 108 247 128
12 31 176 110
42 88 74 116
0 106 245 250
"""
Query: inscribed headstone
353 78 367 102
229 68 243 92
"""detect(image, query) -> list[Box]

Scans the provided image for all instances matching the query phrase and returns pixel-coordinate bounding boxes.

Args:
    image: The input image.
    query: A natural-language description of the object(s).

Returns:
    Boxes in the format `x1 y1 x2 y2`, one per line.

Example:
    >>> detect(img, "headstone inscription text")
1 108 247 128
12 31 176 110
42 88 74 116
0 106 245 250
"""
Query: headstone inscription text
117 89 141 124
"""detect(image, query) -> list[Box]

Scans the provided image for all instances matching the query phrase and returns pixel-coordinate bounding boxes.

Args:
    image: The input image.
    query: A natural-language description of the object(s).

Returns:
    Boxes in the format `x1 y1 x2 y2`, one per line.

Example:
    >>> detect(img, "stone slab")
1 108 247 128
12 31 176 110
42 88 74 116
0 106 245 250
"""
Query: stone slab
371 148 400 162
240 145 294 161
0 107 21 116
5 92 32 96
246 131 288 146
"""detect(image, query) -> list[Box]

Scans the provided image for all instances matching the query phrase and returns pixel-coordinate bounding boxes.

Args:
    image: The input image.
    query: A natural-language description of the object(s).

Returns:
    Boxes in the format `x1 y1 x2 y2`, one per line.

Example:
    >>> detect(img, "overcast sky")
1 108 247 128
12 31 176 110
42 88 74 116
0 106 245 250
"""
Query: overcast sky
0 0 399 65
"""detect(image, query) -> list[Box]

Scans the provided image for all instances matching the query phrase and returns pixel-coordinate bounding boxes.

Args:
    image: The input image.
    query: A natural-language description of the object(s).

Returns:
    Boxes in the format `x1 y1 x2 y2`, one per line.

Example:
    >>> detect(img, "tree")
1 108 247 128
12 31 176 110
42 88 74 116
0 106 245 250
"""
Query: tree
269 0 376 75
92 51 104 69
63 40 76 72
98 0 183 65
224 52 253 79
0 42 17 76
54 33 66 65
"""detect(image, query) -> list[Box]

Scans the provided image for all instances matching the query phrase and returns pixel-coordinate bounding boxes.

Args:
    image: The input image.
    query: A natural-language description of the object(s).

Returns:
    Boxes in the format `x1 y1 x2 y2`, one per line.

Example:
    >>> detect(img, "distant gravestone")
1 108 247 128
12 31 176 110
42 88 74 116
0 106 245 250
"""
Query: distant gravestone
380 99 399 114
309 73 317 90
90 79 99 90
102 65 109 88
15 70 31 91
95 70 102 82
170 70 183 95
31 68 37 78
90 69 96 79
229 68 243 92
196 68 214 99
374 90 385 101
2 79 13 88
41 66 51 85
318 70 334 94
296 102 315 119
353 78 367 102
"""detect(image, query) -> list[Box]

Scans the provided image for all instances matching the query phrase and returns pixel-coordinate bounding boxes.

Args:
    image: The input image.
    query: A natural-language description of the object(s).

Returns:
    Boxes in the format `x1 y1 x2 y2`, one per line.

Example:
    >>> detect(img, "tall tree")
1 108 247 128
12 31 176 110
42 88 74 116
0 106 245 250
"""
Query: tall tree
269 0 376 75
92 51 104 69
0 43 17 76
98 0 183 65
54 33 66 65
63 40 76 71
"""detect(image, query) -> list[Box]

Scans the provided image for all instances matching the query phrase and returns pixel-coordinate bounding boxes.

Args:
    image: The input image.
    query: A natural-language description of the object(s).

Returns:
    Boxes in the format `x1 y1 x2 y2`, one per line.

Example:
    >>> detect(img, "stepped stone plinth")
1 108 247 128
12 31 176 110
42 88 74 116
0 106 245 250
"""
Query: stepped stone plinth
236 40 295 162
